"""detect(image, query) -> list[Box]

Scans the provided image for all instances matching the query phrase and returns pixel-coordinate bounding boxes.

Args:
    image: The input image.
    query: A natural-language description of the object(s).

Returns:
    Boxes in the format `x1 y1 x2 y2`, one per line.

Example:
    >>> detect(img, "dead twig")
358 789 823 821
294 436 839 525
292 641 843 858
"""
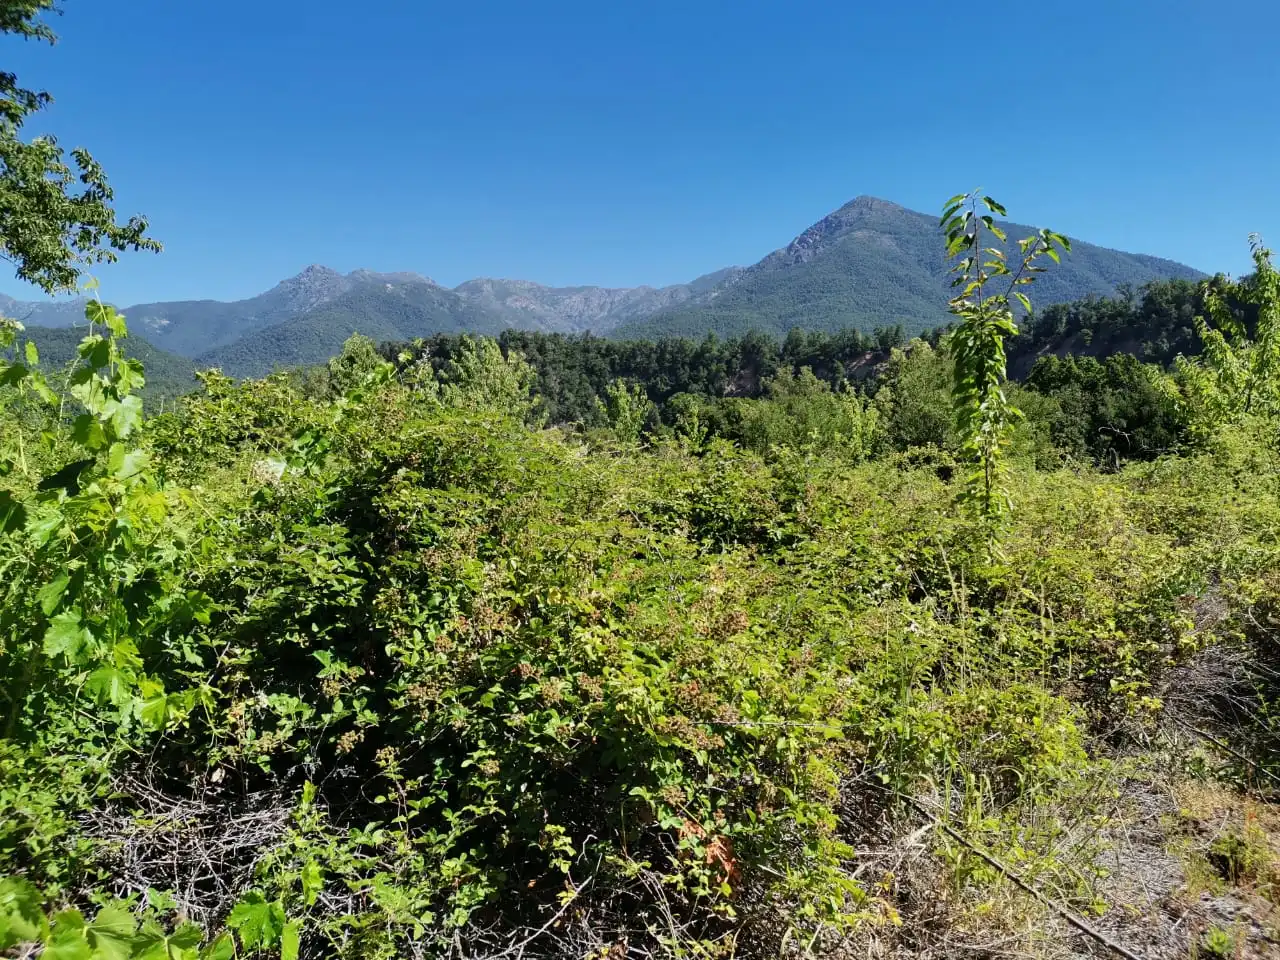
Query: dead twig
1168 714 1280 790
903 795 1149 960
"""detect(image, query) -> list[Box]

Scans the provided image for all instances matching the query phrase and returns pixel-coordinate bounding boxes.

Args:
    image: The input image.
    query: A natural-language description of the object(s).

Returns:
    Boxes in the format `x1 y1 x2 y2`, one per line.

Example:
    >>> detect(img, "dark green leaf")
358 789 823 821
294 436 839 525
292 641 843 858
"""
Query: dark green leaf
198 934 234 960
38 457 96 492
227 893 285 951
108 444 149 481
0 490 27 534
0 362 28 386
86 904 137 960
103 307 127 338
109 395 144 439
37 573 71 616
281 921 300 960
85 301 111 326
0 876 48 949
43 610 91 659
86 667 133 707
71 415 108 452
45 909 92 960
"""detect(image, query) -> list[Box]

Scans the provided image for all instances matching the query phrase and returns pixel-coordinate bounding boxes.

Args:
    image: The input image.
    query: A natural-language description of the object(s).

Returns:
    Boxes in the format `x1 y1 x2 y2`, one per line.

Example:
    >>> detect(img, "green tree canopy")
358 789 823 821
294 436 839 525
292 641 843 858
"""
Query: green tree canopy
0 1 159 294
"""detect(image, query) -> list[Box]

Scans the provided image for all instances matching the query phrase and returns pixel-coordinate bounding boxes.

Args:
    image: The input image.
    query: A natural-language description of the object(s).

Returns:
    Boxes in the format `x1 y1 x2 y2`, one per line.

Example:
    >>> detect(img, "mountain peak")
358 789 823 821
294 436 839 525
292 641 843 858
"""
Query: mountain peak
837 195 905 215
614 197 1206 341
292 264 343 281
777 196 919 264
269 264 352 313
348 268 436 287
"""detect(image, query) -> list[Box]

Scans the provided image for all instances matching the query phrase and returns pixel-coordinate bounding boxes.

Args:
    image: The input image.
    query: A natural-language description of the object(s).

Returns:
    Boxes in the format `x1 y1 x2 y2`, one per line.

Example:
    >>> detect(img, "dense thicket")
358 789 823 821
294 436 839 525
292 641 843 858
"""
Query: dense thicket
5 274 1280 956
386 325 909 423
2 9 1279 952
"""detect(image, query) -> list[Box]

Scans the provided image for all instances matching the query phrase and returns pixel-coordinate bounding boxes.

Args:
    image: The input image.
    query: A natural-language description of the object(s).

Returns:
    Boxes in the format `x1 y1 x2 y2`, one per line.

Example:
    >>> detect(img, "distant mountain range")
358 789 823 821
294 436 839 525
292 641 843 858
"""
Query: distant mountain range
1 197 1206 378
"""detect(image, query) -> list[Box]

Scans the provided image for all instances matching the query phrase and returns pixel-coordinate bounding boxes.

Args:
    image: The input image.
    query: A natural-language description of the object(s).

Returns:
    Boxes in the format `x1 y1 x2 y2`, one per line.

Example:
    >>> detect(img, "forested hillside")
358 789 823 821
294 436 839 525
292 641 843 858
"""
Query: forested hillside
194 280 514 378
613 196 1206 340
369 277 1221 467
11 325 196 403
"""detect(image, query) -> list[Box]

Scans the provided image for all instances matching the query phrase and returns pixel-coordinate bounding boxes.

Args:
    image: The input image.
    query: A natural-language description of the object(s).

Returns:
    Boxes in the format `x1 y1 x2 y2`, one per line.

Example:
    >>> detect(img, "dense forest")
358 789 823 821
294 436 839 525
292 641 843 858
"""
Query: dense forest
6 4 1280 960
364 276 1225 468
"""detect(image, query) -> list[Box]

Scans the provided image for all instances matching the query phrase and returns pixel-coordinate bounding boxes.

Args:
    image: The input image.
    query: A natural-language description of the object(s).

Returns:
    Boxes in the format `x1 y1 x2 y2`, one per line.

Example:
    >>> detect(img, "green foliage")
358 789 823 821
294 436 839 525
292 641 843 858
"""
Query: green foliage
432 334 538 419
596 378 654 443
0 299 184 741
1200 925 1237 958
872 339 955 452
324 333 386 396
942 191 1070 532
1008 278 1209 373
690 366 884 460
0 2 159 293
1178 237 1280 430
4 324 196 407
5 233 1280 955
1023 353 1189 463
0 875 288 960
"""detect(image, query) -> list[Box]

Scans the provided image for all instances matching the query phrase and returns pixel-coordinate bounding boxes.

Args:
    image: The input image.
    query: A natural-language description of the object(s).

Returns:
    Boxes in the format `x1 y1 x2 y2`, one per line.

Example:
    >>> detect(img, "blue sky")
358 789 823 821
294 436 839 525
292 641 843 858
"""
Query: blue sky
3 0 1278 305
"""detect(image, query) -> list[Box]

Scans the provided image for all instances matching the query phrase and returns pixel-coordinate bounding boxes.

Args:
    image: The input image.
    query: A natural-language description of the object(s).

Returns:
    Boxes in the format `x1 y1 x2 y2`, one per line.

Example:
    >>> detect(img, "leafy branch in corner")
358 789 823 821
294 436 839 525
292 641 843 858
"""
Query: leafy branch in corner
1190 234 1280 419
0 0 160 293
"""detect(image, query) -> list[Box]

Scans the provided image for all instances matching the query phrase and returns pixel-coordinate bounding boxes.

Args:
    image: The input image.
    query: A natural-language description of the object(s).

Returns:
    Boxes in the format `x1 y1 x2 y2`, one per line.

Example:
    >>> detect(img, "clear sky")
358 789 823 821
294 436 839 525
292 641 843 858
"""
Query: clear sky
3 0 1278 305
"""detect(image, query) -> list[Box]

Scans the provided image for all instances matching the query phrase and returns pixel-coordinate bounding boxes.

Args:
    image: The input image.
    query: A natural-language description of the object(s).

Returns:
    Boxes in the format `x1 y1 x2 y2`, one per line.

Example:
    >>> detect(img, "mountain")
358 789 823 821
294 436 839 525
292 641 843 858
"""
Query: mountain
451 267 744 333
197 275 510 378
0 293 90 328
0 267 445 359
610 196 1206 340
127 266 448 357
0 196 1206 379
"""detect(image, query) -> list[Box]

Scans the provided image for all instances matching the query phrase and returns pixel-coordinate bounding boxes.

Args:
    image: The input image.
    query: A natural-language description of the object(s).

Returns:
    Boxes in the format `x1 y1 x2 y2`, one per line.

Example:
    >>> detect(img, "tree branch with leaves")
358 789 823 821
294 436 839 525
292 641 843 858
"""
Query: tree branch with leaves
1189 236 1280 421
0 0 160 295
940 191 1070 538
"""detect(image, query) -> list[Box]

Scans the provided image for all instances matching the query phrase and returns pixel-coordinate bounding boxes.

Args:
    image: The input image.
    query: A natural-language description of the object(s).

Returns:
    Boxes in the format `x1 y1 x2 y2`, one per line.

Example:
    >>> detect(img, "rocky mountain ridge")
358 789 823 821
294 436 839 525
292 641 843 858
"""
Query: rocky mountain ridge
1 196 1206 376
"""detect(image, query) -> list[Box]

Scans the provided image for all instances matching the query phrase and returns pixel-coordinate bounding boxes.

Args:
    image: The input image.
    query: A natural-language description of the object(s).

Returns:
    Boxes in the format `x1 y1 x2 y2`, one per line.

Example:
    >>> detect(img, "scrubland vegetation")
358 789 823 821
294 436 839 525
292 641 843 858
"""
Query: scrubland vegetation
5 5 1280 958
3 208 1280 959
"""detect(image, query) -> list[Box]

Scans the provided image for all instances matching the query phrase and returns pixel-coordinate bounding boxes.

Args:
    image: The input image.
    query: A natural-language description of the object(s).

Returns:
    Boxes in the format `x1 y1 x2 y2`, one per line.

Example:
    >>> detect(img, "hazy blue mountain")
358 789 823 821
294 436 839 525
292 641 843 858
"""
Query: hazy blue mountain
199 269 755 376
0 293 92 328
197 274 509 378
451 267 744 332
0 196 1206 378
124 266 445 356
610 197 1206 340
0 267 444 358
